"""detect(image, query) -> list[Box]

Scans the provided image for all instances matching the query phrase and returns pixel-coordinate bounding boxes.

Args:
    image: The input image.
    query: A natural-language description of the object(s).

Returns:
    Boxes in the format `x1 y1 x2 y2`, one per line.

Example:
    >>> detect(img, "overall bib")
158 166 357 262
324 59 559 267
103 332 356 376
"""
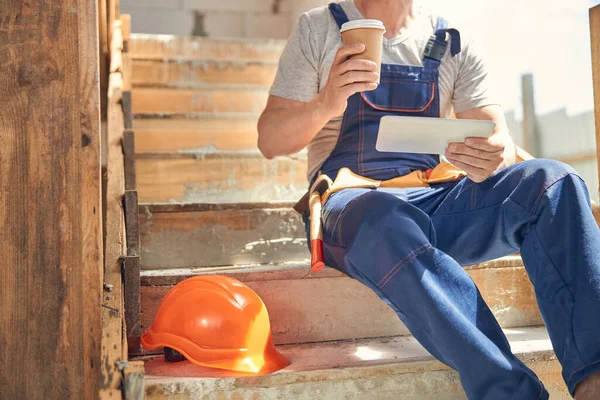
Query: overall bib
310 3 600 399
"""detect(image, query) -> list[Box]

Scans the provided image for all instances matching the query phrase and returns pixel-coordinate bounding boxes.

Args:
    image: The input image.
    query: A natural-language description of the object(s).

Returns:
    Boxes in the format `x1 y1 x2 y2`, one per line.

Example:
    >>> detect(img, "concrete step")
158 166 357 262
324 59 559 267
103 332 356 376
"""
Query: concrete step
130 34 286 62
133 113 260 153
139 257 543 346
139 202 307 269
132 59 278 86
132 84 269 114
142 326 569 399
136 153 307 203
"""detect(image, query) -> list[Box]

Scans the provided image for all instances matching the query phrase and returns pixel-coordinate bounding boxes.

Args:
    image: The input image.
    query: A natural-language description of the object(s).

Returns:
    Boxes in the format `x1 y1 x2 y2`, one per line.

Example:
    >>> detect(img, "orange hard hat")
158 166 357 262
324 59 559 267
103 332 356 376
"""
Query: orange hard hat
140 275 290 374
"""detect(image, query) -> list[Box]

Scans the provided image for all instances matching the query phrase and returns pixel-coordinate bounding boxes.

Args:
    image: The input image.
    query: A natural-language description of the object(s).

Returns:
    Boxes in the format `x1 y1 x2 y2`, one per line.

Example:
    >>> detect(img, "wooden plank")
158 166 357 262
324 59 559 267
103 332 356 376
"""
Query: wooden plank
0 0 102 398
132 59 278 86
123 361 144 400
121 14 131 54
124 190 140 256
138 259 542 346
138 206 308 269
132 86 269 114
110 23 123 74
123 256 141 338
100 71 127 398
130 34 286 62
123 129 137 190
135 154 307 203
134 116 260 152
591 5 600 199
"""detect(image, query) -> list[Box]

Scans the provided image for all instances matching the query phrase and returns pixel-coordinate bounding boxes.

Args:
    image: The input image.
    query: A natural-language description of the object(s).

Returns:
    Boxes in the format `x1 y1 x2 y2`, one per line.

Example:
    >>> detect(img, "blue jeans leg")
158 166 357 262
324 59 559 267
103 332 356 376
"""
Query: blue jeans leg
428 159 600 395
321 188 548 400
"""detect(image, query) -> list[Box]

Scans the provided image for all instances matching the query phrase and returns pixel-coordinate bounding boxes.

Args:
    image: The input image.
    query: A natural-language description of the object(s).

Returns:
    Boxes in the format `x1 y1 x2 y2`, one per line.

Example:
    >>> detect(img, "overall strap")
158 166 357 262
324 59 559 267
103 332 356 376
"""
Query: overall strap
329 3 349 29
423 17 462 69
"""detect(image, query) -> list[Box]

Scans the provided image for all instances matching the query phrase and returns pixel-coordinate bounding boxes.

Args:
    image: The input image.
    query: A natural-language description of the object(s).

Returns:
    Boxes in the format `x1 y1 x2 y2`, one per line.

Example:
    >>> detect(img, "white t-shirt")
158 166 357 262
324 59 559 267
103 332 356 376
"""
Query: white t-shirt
269 0 499 180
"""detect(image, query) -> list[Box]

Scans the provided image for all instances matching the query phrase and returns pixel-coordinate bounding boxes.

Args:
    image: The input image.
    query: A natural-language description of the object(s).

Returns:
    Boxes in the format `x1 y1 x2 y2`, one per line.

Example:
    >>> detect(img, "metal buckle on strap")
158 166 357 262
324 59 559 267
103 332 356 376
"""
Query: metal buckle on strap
423 35 447 61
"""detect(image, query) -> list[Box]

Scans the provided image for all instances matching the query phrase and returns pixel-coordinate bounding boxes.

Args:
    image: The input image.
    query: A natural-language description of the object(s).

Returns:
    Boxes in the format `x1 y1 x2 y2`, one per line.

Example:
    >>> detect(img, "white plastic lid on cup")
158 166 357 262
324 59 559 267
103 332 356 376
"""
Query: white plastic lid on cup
340 19 385 33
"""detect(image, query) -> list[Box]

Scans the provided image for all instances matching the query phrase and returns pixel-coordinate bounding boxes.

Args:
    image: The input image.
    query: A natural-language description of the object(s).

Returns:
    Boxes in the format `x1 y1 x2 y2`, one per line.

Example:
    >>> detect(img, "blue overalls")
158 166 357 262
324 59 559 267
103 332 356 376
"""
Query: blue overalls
309 3 600 398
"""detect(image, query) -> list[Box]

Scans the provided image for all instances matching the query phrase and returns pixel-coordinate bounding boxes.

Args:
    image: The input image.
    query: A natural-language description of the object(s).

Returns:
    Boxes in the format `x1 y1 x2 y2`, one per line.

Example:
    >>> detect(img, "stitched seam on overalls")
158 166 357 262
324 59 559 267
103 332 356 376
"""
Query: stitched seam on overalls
532 172 578 213
376 243 430 286
568 358 600 388
361 83 435 113
378 244 433 289
359 97 365 175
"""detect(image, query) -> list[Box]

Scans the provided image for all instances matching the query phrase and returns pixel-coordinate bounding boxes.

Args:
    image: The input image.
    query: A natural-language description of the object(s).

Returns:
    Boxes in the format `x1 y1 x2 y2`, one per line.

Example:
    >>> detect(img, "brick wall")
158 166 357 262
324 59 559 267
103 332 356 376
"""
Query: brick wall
120 0 331 38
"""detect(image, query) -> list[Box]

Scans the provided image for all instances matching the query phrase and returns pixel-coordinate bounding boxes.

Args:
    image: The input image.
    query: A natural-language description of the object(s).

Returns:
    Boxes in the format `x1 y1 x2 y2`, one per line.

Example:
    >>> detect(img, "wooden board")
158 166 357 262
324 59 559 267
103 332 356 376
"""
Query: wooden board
138 204 308 269
130 34 286 62
590 5 600 199
100 71 127 398
132 59 278 86
132 86 269 114
0 0 102 398
138 258 542 346
135 153 307 203
134 115 260 153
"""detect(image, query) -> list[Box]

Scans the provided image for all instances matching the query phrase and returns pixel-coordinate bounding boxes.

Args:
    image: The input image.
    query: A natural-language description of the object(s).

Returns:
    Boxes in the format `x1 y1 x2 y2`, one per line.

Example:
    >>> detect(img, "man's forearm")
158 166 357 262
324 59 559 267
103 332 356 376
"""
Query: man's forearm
257 96 334 159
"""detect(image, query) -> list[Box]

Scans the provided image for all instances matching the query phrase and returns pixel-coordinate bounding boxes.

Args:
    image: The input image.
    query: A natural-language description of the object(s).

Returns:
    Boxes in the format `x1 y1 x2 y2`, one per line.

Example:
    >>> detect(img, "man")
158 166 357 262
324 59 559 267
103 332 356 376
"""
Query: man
257 1 600 398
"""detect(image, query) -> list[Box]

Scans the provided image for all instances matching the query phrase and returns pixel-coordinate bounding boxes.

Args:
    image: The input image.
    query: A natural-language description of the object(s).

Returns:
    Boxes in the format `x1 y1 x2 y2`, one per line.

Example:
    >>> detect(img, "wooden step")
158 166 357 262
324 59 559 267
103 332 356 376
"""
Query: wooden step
130 34 286 62
133 113 260 153
136 153 307 203
139 202 306 269
142 326 569 399
132 59 278 86
132 84 269 114
139 257 543 346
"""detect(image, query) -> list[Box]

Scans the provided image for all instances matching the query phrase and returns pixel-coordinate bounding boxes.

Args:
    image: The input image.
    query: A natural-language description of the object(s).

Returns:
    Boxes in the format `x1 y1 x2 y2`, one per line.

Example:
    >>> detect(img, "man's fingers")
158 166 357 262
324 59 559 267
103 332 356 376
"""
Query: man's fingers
445 153 493 170
342 82 378 97
338 71 379 87
446 142 500 160
447 157 488 181
333 44 366 65
463 137 505 153
338 59 379 74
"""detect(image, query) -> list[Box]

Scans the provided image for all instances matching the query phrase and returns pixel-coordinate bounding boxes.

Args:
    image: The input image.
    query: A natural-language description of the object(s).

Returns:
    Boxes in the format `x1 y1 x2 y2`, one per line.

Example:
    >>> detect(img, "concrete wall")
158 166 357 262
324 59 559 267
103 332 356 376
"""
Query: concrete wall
120 0 331 38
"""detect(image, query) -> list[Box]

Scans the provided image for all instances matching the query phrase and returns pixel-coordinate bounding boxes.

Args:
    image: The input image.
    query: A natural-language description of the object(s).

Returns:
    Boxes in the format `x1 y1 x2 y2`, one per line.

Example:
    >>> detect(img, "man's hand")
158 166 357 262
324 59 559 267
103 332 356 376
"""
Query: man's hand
316 44 380 117
445 135 514 183
448 105 517 183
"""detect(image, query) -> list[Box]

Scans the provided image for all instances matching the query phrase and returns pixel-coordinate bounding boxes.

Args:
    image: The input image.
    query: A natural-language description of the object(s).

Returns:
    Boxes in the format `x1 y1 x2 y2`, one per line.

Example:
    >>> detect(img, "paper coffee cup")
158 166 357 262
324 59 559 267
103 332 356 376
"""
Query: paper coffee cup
340 19 385 83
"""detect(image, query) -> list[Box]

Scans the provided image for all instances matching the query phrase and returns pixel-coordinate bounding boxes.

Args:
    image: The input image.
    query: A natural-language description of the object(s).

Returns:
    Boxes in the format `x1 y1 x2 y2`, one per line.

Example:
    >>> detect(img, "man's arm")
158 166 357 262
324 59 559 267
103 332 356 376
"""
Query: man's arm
445 105 517 183
258 44 379 159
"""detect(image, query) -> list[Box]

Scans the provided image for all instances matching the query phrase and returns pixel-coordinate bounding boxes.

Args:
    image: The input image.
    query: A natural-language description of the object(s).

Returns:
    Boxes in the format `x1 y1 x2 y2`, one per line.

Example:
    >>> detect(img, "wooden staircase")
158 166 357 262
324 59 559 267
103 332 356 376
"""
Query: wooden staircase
130 34 571 399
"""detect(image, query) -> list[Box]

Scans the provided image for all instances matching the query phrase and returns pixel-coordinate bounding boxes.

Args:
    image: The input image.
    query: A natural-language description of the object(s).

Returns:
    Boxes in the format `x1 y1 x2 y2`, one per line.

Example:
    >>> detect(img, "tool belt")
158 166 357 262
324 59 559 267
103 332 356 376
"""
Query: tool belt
294 162 466 272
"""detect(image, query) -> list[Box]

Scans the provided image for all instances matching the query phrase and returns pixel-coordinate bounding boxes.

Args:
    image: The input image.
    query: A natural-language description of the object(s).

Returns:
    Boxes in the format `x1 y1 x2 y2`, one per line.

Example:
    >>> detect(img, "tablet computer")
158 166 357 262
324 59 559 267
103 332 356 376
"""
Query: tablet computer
376 116 496 154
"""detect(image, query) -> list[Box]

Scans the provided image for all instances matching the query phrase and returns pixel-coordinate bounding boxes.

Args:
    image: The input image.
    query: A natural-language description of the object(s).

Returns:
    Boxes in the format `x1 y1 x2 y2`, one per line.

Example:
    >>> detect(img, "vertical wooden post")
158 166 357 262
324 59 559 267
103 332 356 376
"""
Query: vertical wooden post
0 0 102 399
521 73 542 157
591 5 600 200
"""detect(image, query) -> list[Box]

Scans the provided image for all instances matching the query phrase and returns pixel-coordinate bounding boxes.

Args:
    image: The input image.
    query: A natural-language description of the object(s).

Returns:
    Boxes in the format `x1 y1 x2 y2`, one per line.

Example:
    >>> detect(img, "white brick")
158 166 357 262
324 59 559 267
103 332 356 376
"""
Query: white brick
203 11 245 38
121 7 194 35
120 0 183 10
245 12 291 39
183 0 291 13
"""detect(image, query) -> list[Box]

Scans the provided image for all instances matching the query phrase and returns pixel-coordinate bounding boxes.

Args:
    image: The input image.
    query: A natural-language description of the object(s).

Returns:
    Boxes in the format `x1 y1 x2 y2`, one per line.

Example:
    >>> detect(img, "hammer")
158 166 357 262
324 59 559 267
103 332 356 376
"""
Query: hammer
309 179 331 272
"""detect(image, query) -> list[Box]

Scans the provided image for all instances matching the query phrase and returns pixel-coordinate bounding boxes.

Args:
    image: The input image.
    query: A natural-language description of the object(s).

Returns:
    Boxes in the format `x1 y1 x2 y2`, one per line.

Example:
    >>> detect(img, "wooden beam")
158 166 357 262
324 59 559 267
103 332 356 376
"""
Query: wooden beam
100 70 127 398
590 5 600 200
0 0 102 398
